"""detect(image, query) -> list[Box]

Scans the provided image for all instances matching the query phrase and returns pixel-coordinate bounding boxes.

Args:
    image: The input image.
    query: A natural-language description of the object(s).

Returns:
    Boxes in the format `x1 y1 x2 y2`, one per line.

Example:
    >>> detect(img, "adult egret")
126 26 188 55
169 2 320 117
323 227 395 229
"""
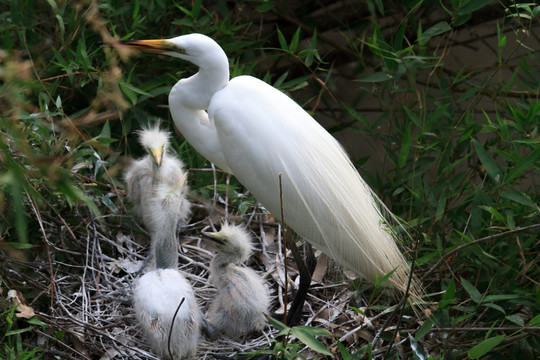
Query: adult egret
122 34 421 315
132 176 200 359
202 223 270 338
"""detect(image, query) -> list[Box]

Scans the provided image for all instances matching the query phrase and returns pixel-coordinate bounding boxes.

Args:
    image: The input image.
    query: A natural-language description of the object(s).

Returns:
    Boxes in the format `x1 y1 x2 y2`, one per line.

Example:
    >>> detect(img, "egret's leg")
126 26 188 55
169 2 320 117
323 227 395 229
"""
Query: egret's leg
286 241 316 326
271 235 317 326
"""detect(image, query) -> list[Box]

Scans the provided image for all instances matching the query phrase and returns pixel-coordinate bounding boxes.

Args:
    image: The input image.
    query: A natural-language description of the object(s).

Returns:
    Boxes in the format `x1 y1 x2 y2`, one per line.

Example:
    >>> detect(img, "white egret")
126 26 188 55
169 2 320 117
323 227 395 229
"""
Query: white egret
133 176 200 359
202 223 270 338
122 34 422 316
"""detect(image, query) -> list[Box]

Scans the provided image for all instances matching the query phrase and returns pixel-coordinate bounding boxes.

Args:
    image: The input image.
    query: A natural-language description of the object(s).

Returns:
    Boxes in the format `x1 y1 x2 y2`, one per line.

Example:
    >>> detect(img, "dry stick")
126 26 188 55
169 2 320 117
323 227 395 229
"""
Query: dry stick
421 224 540 283
402 326 540 332
225 173 231 219
211 163 219 215
278 173 288 326
168 297 186 359
26 193 57 309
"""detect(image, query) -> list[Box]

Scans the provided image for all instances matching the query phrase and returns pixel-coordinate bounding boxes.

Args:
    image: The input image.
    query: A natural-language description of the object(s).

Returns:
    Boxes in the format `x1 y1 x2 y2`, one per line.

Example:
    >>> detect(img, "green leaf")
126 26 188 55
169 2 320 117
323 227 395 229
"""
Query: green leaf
336 340 353 360
276 28 288 51
478 205 505 222
529 314 540 326
439 278 456 309
472 138 503 184
2 242 34 250
100 120 111 139
342 102 370 128
459 0 493 15
290 27 301 53
403 105 421 127
505 146 540 183
482 303 506 315
5 326 35 336
415 318 433 341
398 125 411 168
357 71 391 83
501 190 537 209
101 195 119 214
293 325 333 338
419 21 452 45
266 315 289 332
461 278 482 303
482 294 521 302
192 0 202 18
435 193 446 221
375 267 397 287
505 314 524 327
409 334 429 360
290 327 334 357
25 317 48 327
468 335 505 359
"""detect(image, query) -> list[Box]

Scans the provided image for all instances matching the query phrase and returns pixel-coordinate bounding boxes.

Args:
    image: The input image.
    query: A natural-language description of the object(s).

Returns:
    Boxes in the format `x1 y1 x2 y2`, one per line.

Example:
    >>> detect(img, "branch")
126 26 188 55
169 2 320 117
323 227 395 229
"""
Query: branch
421 224 540 282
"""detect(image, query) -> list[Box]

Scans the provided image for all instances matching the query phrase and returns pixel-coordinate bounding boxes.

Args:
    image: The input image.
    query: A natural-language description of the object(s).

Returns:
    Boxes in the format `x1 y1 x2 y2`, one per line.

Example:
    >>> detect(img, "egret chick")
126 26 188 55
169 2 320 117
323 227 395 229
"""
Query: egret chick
202 223 270 338
133 177 199 359
124 125 188 232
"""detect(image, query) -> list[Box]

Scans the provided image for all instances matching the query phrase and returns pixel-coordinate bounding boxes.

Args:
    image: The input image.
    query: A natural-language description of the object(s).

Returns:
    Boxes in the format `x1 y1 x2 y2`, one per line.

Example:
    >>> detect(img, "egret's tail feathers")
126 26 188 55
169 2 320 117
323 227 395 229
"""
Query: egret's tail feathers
276 129 424 313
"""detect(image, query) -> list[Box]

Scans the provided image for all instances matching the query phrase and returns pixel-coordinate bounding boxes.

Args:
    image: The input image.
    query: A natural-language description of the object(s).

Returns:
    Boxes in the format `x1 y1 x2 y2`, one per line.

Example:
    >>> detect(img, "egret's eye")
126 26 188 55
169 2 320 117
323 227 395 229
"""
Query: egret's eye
171 44 186 54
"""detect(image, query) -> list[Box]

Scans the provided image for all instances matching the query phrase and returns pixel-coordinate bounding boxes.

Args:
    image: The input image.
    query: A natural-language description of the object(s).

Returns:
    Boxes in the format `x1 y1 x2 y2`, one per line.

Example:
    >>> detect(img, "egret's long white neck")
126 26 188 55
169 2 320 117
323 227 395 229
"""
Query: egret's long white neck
167 48 232 172
171 49 230 110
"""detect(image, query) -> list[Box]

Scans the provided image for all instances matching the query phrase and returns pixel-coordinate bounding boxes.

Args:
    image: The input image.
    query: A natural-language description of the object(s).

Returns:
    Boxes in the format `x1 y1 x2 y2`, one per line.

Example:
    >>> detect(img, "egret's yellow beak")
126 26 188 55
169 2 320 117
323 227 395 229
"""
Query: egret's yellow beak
120 39 183 55
150 145 164 167
201 231 225 245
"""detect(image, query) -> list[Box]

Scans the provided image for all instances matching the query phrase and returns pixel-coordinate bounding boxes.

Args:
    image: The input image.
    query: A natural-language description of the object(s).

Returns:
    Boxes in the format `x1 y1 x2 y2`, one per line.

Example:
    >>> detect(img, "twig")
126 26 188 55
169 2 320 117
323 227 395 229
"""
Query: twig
225 173 230 219
168 297 186 360
26 192 57 308
278 173 288 326
408 326 540 332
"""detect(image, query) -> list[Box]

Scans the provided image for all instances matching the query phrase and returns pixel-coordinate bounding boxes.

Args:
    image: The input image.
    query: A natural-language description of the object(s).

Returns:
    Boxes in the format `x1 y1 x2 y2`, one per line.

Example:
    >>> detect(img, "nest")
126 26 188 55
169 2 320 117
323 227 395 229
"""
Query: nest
0 169 426 359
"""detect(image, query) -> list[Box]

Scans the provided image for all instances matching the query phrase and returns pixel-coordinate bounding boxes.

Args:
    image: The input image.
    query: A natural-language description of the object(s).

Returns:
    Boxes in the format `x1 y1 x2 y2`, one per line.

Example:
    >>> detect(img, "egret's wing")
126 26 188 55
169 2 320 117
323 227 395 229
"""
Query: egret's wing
210 76 414 295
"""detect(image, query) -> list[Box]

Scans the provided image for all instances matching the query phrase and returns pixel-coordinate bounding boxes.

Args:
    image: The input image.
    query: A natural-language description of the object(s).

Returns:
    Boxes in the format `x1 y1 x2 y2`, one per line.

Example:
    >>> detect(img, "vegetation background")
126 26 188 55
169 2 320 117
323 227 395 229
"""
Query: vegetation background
0 0 538 359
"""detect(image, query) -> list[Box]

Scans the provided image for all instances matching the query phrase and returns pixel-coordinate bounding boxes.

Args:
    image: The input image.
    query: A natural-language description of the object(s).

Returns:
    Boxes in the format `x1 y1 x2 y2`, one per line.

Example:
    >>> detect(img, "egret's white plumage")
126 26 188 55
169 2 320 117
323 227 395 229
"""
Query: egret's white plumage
122 34 421 304
203 223 270 338
134 269 201 359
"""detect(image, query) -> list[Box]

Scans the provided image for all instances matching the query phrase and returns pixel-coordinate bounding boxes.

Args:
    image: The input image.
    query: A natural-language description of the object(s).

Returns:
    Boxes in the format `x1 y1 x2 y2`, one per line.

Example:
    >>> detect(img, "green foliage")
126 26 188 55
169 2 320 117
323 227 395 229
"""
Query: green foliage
0 288 45 359
248 316 334 359
0 0 538 358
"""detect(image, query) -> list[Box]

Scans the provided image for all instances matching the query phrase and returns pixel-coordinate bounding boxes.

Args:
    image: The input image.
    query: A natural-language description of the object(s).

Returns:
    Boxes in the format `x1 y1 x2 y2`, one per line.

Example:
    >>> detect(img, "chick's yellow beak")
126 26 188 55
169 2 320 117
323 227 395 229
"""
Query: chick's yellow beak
179 171 189 187
150 146 164 167
201 232 225 245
